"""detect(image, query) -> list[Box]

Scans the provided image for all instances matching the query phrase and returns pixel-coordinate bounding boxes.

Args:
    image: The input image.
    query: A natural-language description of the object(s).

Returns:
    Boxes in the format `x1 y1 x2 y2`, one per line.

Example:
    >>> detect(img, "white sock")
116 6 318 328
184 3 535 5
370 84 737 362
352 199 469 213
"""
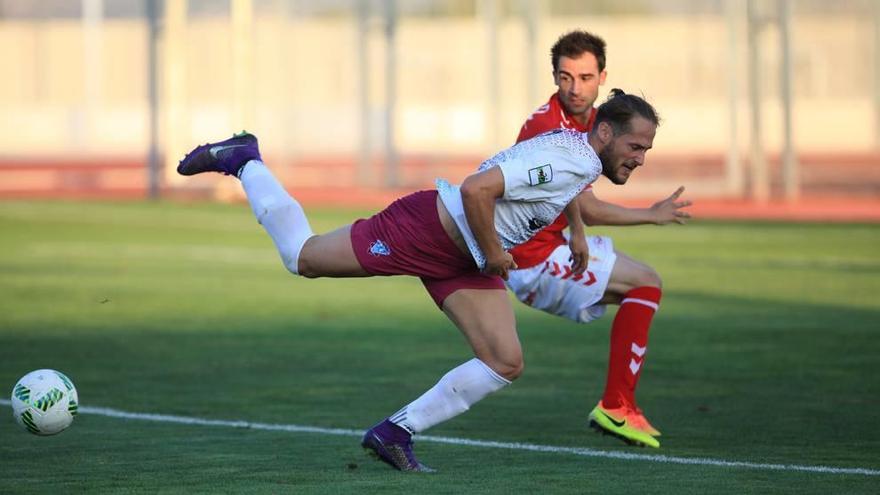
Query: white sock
239 160 314 275
389 358 511 434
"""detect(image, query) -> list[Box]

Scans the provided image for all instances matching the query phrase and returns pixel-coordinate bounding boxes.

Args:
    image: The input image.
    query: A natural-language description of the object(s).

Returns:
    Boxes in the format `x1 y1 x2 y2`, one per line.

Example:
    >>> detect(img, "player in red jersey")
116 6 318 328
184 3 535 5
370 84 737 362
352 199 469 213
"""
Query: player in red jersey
507 31 692 448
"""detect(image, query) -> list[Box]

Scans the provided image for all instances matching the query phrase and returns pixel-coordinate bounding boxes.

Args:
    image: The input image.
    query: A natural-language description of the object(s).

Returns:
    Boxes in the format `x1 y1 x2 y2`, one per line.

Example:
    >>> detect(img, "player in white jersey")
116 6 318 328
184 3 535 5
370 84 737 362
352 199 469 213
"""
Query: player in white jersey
176 90 660 472
437 127 601 269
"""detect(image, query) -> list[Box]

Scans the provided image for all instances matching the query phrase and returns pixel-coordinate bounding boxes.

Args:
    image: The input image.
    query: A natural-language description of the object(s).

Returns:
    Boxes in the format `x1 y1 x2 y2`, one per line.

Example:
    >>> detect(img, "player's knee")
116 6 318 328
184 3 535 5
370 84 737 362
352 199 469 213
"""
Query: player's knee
294 256 321 278
636 265 662 289
285 236 322 278
492 354 524 381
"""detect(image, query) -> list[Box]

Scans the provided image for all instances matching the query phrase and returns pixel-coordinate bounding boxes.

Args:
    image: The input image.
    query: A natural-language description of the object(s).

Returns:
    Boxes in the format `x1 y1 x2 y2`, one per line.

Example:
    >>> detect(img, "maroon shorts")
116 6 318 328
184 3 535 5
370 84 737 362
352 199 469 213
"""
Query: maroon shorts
350 190 505 308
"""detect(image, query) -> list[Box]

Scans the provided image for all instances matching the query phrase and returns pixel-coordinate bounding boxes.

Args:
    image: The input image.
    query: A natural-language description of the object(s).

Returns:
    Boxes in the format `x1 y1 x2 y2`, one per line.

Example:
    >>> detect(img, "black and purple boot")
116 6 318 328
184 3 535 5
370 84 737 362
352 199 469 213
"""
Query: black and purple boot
177 131 261 177
361 419 435 473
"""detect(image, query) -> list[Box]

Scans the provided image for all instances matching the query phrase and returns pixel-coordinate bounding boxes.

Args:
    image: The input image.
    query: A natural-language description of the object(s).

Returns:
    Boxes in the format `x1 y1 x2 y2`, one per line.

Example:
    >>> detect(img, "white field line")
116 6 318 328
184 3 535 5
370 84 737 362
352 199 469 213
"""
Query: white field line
2 399 877 477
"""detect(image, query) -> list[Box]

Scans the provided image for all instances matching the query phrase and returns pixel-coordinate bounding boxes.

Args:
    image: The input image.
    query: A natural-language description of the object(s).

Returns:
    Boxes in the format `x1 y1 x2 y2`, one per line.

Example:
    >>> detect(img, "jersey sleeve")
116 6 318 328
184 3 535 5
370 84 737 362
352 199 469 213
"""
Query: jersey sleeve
498 157 538 201
497 149 578 203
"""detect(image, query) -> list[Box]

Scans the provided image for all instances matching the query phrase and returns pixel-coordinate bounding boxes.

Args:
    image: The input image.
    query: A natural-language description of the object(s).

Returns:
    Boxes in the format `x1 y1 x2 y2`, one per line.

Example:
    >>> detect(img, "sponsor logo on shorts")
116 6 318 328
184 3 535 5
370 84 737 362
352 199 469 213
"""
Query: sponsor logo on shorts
369 239 391 256
528 217 548 231
528 164 553 186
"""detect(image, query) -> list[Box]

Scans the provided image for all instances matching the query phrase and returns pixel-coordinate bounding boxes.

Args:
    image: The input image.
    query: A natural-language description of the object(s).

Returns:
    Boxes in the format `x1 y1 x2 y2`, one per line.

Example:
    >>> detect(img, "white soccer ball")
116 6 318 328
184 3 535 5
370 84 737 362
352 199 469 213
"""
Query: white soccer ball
11 369 79 435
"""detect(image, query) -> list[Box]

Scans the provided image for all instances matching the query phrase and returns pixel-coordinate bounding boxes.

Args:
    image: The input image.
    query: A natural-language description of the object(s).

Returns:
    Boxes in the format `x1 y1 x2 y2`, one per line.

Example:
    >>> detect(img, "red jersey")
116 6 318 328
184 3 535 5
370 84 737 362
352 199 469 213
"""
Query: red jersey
509 93 597 268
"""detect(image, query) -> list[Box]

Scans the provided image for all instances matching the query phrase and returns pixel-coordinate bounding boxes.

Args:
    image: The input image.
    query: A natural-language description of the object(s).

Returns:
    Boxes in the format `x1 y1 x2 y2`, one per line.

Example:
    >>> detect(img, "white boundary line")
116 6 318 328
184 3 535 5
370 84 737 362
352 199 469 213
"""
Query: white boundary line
2 399 877 477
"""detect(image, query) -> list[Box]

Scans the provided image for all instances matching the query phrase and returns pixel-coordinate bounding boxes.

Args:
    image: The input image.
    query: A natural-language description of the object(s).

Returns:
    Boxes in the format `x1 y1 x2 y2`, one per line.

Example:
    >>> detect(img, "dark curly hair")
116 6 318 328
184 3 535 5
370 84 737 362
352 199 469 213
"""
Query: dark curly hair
551 30 607 73
594 89 660 135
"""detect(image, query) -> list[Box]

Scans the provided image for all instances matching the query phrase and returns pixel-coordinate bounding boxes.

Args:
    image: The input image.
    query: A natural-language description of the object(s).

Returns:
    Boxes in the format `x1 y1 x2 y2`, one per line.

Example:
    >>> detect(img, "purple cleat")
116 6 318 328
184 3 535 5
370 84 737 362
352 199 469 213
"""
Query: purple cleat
361 420 435 473
177 131 261 177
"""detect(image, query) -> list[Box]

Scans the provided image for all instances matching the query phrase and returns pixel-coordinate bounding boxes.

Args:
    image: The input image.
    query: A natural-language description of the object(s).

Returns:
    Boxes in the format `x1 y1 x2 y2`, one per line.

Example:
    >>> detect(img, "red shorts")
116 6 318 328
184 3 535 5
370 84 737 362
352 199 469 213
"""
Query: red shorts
350 190 505 308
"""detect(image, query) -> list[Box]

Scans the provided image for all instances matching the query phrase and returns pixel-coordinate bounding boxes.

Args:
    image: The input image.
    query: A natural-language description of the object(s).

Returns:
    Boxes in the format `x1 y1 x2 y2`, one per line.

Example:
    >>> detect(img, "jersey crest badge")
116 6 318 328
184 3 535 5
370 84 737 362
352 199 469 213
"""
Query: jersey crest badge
369 239 391 256
528 164 553 186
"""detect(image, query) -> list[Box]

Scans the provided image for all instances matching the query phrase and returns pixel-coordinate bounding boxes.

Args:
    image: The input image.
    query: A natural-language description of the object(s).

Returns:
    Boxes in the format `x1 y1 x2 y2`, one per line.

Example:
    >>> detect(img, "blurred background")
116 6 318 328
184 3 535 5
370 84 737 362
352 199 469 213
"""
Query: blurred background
1 0 878 213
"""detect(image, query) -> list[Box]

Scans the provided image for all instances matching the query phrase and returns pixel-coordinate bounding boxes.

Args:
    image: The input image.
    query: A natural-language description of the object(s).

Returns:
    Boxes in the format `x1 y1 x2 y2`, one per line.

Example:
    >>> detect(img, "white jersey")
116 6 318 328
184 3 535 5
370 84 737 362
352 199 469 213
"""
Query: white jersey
437 129 601 269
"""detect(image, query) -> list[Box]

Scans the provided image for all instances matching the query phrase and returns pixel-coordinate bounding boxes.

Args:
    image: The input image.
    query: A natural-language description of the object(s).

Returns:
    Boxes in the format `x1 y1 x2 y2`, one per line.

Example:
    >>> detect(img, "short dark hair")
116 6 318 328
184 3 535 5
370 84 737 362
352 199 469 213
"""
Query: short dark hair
551 30 607 73
594 89 660 135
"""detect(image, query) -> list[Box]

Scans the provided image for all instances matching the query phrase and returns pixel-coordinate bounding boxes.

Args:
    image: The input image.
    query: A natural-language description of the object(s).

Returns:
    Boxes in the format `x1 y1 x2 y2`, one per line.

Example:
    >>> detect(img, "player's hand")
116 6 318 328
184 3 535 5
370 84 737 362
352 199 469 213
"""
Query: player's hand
485 251 517 280
568 235 589 276
651 186 693 225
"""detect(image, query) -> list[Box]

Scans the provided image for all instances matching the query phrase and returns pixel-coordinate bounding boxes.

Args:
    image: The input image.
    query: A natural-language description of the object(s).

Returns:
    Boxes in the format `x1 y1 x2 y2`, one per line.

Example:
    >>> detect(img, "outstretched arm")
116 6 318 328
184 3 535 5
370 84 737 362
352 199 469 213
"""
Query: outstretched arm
579 186 692 226
460 167 517 280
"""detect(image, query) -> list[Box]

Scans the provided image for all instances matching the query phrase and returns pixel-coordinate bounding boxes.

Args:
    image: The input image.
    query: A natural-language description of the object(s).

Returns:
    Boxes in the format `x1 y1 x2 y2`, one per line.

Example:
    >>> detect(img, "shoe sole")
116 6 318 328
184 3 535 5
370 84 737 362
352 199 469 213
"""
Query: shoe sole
589 418 660 449
361 439 436 473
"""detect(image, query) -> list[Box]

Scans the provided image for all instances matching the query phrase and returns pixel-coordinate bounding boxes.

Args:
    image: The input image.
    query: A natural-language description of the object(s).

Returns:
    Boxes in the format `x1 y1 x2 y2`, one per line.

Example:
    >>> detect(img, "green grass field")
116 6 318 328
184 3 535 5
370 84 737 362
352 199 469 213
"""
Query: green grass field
1 200 878 494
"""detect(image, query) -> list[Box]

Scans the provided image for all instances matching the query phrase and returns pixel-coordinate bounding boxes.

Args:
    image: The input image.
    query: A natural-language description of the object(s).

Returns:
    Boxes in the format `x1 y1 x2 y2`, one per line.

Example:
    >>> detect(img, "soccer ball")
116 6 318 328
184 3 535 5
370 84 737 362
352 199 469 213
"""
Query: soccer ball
11 369 79 435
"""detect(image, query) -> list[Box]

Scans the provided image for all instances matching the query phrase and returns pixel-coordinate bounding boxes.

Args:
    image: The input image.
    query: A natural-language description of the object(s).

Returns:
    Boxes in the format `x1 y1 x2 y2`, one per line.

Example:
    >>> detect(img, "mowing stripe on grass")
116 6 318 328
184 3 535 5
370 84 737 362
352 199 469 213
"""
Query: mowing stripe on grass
2 399 877 476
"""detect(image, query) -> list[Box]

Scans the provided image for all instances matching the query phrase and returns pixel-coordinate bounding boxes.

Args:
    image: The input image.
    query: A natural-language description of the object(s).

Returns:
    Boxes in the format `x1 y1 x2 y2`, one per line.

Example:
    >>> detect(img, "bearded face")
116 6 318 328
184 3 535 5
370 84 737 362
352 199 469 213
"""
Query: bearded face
597 117 656 185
